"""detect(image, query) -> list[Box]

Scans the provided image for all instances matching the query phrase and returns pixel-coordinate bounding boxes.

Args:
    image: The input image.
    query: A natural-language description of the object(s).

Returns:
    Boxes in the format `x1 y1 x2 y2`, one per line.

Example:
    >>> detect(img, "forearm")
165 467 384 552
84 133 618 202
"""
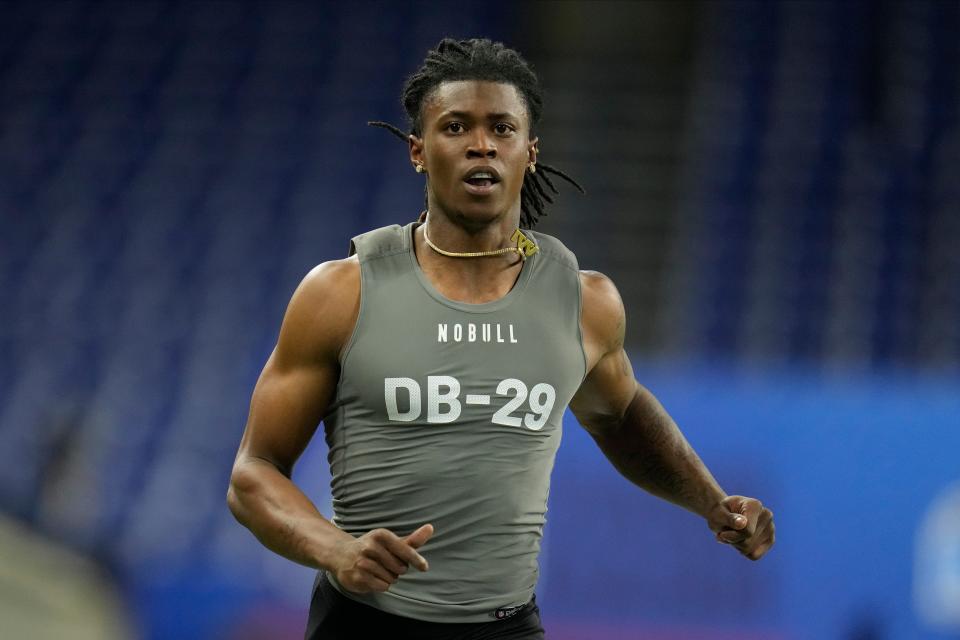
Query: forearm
587 384 725 518
227 457 352 571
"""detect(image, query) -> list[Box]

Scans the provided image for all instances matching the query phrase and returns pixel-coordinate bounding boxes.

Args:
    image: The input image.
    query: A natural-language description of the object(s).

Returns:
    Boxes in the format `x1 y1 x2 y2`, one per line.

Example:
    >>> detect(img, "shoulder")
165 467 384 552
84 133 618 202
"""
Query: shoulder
295 256 360 313
579 270 626 353
300 255 360 294
350 223 406 260
527 229 578 271
277 256 361 364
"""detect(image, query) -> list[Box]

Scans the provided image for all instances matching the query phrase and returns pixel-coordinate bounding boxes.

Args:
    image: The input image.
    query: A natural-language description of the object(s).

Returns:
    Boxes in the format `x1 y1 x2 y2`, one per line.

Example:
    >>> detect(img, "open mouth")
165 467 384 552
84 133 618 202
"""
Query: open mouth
463 169 501 194
463 179 498 195
465 177 496 188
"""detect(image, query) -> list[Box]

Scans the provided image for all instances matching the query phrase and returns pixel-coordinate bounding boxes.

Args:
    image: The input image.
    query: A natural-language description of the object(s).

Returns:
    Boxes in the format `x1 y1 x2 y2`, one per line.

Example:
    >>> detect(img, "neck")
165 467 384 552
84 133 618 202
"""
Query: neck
413 209 525 296
420 207 521 254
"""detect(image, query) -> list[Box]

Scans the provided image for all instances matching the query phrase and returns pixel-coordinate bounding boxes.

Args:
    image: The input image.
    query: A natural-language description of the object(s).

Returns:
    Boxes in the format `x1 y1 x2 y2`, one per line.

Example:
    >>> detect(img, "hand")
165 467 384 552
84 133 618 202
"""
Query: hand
332 524 434 593
707 496 775 561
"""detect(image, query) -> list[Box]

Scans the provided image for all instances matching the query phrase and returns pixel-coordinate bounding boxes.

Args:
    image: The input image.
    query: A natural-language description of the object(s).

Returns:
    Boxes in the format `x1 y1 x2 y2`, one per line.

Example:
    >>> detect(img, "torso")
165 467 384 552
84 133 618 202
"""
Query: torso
318 221 589 622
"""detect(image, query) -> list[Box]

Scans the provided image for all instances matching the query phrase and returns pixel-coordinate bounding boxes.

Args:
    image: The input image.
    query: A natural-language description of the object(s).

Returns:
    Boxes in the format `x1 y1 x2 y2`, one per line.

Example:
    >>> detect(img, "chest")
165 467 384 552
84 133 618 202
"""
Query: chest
340 307 583 438
418 261 525 306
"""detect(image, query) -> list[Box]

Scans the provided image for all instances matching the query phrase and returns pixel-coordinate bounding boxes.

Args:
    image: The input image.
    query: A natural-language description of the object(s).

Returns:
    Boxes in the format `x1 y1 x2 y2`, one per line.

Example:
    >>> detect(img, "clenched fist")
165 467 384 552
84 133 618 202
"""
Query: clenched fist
707 496 775 561
331 524 434 593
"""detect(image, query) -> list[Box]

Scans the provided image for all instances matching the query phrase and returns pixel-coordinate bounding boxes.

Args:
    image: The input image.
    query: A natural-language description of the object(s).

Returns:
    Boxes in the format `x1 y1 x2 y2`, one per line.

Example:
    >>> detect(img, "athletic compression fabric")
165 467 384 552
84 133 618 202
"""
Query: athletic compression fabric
322 220 587 622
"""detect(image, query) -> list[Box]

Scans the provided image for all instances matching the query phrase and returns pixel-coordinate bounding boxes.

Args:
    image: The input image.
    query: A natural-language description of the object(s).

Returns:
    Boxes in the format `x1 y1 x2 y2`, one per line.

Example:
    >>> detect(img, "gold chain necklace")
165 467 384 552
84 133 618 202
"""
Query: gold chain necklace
421 218 540 262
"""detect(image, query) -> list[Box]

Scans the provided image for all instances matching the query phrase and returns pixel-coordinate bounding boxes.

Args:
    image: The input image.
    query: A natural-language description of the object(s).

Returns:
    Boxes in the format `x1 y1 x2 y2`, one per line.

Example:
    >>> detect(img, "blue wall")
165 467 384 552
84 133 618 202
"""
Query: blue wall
122 363 959 639
539 362 960 640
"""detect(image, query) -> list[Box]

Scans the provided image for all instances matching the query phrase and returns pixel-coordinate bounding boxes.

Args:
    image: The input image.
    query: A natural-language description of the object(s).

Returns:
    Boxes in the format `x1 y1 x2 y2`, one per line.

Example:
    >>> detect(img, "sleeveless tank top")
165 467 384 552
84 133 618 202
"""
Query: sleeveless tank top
323 220 587 622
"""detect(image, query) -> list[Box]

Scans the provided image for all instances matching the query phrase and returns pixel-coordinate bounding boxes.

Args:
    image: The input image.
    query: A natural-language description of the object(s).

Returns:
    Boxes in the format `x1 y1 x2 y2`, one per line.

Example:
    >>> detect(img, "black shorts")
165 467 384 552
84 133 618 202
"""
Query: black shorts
304 571 546 640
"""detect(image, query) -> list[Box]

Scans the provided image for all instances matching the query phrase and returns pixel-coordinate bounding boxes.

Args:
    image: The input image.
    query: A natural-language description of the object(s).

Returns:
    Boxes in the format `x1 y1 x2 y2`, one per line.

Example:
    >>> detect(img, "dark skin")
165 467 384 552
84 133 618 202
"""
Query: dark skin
227 81 774 599
408 80 538 301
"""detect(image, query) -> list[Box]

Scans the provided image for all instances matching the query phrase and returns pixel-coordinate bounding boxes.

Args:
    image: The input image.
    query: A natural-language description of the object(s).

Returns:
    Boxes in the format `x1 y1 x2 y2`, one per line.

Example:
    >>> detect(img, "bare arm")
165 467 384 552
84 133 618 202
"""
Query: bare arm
227 258 432 590
227 259 359 570
569 271 774 560
570 271 725 517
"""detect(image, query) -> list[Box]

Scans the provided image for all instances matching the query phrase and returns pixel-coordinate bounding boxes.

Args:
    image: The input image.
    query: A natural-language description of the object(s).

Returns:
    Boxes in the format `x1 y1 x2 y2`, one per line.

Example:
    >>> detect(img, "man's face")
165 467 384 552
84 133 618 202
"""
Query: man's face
409 80 538 226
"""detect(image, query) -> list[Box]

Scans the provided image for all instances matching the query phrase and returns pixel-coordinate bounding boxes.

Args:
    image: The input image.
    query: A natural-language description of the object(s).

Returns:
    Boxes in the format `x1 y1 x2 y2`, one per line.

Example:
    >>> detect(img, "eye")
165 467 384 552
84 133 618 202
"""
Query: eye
446 122 465 134
494 123 515 135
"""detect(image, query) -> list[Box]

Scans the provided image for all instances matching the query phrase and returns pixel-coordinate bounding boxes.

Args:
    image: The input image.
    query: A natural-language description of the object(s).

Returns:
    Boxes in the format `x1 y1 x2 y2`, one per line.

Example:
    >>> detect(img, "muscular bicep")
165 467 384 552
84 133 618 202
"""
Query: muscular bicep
238 348 339 476
234 259 359 476
570 347 639 435
569 270 639 434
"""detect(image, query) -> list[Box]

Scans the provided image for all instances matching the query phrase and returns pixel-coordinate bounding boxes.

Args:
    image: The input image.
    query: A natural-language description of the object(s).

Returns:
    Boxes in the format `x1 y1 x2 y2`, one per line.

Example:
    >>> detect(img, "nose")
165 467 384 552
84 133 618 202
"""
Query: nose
466 130 496 159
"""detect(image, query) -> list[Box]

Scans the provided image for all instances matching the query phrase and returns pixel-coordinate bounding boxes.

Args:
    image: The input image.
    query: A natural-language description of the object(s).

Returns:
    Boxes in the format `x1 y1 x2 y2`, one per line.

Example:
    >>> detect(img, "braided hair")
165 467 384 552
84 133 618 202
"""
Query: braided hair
369 37 584 228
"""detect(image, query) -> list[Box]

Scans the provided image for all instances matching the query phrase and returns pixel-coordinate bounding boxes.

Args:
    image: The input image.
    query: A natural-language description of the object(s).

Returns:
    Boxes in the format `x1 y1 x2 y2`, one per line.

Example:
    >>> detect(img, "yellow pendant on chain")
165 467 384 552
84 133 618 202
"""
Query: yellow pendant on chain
511 229 539 259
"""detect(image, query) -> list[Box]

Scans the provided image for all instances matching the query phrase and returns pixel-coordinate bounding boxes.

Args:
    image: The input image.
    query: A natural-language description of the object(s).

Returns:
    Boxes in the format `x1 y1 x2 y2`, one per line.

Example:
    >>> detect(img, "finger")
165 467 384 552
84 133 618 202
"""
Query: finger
756 520 775 550
365 544 409 576
741 501 764 536
404 523 435 549
718 528 748 544
739 519 775 559
382 529 430 571
357 557 398 587
720 508 770 545
726 496 763 535
717 499 749 530
728 512 748 530
363 575 393 592
746 540 773 561
742 507 773 546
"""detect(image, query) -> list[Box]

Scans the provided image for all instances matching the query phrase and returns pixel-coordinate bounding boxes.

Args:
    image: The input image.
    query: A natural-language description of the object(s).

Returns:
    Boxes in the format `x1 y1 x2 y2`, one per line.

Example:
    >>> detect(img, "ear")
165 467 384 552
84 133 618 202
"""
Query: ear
528 136 539 166
409 134 425 170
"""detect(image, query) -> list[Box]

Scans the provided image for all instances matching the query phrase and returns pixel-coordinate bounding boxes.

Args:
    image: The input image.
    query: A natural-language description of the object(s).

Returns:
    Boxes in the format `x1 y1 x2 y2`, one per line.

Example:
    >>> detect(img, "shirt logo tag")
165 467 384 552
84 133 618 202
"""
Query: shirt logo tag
494 604 525 620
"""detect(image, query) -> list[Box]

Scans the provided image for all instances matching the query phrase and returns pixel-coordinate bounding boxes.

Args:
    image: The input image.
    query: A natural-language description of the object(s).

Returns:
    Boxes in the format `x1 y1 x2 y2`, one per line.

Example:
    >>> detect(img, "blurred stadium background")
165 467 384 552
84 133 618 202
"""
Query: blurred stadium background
1 0 958 638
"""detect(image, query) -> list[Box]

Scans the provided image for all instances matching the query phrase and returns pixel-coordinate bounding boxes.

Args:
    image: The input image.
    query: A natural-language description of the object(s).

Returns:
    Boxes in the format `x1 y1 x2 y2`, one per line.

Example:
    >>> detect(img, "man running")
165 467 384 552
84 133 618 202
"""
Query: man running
227 38 775 640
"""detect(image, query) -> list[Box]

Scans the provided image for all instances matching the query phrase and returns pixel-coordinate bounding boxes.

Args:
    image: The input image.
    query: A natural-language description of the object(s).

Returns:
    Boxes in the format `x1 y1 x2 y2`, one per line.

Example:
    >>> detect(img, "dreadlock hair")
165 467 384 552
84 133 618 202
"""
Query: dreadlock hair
369 37 584 228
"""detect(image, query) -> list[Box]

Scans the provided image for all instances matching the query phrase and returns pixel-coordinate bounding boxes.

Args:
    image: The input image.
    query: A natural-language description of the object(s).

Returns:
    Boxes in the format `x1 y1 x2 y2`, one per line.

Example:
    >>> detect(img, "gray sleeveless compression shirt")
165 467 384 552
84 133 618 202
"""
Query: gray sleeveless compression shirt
322 220 587 622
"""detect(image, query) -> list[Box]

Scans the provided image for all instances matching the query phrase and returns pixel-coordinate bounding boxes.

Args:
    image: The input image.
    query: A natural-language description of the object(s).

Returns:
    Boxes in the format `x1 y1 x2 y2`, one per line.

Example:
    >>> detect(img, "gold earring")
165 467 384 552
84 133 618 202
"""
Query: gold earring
415 163 425 173
528 162 536 174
